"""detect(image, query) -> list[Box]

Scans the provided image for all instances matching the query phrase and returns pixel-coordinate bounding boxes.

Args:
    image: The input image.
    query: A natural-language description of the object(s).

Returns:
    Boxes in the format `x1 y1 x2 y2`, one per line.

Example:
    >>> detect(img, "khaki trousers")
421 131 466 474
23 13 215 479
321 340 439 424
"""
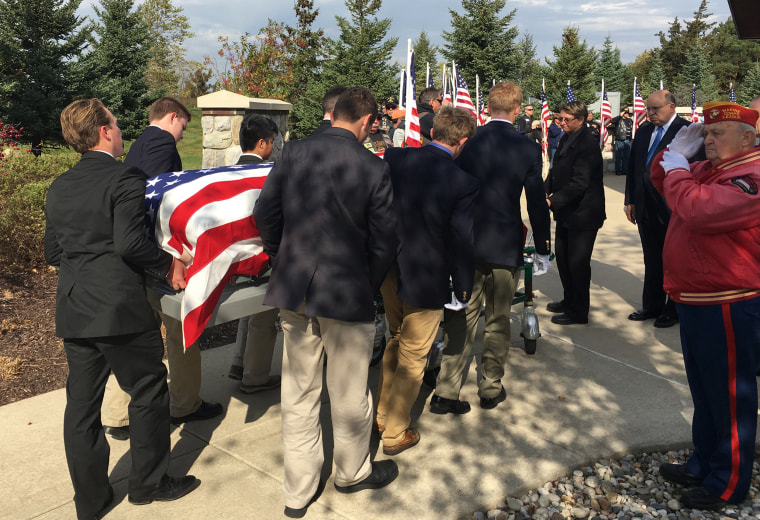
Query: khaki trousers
376 268 442 445
436 262 519 400
231 308 279 385
102 291 203 424
279 304 374 509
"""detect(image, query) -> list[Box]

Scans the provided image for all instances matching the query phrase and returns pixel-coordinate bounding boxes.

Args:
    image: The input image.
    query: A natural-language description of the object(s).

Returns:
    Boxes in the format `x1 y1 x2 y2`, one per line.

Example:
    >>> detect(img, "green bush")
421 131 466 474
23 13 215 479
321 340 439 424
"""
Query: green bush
0 152 78 268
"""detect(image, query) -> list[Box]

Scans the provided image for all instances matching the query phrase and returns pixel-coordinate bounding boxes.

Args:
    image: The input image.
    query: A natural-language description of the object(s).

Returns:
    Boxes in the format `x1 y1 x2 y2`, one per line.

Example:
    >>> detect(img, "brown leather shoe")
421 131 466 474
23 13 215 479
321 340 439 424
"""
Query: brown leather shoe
382 428 420 455
373 420 385 433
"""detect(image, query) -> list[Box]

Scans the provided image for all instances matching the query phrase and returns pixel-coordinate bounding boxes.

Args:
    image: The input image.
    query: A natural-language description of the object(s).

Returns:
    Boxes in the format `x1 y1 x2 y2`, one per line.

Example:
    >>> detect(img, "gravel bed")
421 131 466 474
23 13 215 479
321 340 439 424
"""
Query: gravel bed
474 449 760 520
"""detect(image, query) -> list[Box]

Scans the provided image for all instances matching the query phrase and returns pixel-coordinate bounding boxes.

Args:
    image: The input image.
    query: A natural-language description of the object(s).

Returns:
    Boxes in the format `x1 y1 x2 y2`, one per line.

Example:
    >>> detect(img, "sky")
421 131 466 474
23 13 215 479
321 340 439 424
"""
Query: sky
79 0 734 73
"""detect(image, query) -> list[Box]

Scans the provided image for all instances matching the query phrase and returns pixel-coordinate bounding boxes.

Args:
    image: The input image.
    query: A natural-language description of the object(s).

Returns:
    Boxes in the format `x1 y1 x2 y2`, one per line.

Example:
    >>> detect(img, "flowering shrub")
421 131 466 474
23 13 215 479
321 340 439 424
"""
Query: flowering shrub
0 122 24 163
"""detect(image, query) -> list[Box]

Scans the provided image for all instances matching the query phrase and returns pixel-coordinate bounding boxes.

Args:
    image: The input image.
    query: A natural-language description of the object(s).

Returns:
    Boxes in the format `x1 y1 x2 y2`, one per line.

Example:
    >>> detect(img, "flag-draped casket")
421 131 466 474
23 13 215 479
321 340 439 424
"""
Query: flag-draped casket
144 163 272 348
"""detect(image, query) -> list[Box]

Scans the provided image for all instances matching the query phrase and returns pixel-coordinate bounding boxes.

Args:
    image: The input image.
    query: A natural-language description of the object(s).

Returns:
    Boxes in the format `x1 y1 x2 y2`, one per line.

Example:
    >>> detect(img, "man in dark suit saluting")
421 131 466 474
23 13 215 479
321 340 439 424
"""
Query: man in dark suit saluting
431 82 551 414
254 87 399 518
376 106 479 456
45 99 198 519
624 90 688 328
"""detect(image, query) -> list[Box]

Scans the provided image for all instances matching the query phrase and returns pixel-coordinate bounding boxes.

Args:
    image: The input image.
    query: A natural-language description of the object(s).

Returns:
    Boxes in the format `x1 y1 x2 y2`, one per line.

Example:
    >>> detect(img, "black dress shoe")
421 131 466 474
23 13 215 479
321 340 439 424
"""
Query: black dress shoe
284 481 326 518
430 394 471 415
480 386 507 410
104 425 129 441
546 301 565 313
628 309 659 321
551 313 588 325
334 460 399 493
654 314 679 328
659 463 703 487
680 486 728 511
171 400 224 425
128 475 200 505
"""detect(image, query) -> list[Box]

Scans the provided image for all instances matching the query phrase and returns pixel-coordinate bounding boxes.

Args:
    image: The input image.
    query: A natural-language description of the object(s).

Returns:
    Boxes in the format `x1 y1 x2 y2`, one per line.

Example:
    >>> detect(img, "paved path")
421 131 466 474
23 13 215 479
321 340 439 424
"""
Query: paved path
2 174 752 520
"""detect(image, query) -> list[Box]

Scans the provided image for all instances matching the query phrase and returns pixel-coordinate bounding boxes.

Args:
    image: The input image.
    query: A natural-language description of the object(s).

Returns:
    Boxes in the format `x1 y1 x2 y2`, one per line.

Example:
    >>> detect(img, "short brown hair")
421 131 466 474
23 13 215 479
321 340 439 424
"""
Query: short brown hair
432 106 476 146
148 96 191 123
333 87 378 124
559 100 587 121
60 98 111 154
488 82 523 114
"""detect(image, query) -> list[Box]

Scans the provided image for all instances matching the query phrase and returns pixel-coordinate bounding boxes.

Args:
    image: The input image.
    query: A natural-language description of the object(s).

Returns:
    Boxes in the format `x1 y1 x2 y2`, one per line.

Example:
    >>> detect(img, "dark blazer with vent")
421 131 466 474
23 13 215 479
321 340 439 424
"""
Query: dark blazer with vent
44 151 173 338
384 145 480 309
253 127 397 323
125 126 182 175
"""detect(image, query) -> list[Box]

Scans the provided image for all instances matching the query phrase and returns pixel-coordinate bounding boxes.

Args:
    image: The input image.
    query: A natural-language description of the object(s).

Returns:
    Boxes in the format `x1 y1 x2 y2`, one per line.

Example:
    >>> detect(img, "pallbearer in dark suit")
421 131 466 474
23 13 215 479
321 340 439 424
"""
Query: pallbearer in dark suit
254 87 399 518
431 82 552 414
376 106 479 455
545 100 606 325
45 99 198 519
311 85 346 136
624 90 690 328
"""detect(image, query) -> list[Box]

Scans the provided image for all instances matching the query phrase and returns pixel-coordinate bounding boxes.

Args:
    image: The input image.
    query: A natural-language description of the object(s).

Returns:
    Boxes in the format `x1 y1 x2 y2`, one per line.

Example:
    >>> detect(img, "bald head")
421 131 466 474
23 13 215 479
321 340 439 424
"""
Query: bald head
646 90 676 127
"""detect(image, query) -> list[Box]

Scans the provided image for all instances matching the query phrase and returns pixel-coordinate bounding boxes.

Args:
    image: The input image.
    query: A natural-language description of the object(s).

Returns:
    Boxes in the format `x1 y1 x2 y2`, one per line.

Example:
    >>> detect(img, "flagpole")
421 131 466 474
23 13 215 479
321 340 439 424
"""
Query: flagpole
452 61 457 108
476 74 481 125
599 78 605 149
632 77 637 139
426 62 430 89
399 66 405 109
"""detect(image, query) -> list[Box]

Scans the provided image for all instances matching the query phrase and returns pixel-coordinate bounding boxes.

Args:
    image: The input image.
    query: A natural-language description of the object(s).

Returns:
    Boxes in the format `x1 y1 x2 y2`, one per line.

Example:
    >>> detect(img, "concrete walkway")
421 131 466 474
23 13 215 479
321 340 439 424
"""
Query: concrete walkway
1 175 750 520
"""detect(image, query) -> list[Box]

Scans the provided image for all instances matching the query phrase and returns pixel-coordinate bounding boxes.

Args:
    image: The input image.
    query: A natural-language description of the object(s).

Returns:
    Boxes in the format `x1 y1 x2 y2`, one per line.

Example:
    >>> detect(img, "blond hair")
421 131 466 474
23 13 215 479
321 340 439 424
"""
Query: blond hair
432 106 476 146
60 99 111 154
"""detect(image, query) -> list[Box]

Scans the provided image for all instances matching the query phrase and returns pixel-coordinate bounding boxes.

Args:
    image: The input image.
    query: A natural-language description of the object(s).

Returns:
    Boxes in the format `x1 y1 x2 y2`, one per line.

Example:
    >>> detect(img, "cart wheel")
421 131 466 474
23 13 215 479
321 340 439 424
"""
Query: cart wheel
524 338 537 355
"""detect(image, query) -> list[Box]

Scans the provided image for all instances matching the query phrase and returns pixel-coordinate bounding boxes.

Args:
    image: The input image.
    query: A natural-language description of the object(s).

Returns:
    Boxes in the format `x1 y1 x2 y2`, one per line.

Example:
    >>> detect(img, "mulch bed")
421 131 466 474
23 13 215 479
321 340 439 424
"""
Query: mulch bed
0 267 235 407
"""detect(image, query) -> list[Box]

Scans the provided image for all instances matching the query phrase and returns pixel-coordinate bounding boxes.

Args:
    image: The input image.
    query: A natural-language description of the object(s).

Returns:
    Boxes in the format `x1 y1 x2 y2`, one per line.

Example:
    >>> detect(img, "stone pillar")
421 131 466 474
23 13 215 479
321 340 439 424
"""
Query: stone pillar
197 91 293 168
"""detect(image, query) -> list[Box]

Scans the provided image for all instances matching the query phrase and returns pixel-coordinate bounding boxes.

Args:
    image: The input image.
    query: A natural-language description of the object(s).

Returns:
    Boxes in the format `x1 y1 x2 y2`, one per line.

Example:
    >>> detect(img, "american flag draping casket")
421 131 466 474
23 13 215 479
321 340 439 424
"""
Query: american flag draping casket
144 163 272 348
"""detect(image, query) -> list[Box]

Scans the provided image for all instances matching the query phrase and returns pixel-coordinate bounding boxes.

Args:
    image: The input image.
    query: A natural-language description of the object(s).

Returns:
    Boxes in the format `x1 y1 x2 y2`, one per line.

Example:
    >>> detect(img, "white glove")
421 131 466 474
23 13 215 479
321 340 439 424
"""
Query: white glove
533 254 550 276
444 293 468 311
668 123 704 159
660 150 690 175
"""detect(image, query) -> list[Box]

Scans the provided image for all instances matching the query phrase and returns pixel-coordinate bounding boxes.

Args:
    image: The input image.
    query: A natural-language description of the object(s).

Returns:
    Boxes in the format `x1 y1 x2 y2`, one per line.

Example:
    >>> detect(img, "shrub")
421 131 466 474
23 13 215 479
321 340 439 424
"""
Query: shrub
0 152 79 268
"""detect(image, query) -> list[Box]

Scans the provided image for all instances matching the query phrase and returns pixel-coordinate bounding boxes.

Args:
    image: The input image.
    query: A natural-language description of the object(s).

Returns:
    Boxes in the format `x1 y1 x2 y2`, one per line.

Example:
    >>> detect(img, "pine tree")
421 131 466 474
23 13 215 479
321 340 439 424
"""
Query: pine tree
441 0 520 92
544 27 597 110
646 52 665 94
83 0 152 139
706 18 760 97
0 0 91 152
594 36 631 98
738 61 760 106
413 31 439 94
512 33 541 98
679 46 717 102
139 0 193 98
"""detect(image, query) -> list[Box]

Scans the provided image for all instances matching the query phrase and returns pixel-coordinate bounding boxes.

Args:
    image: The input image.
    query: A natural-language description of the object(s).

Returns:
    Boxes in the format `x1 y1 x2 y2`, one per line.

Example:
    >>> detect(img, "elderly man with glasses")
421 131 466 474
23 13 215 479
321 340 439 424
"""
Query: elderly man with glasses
624 90 700 328
517 104 534 134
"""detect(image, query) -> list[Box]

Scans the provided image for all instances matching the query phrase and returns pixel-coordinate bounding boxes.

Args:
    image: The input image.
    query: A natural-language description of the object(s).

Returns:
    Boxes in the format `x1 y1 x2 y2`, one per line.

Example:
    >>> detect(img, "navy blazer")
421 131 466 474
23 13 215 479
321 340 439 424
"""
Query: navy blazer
44 151 173 338
545 124 606 230
125 126 182 176
253 127 397 323
384 145 479 308
457 120 551 266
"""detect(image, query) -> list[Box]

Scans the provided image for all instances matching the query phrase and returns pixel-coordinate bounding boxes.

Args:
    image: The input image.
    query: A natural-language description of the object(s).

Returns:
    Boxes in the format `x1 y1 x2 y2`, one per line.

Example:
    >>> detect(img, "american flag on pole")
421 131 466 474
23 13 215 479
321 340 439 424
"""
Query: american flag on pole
566 81 576 102
404 40 422 148
399 67 406 109
426 63 434 88
453 63 477 118
442 64 452 104
540 79 550 156
729 82 736 102
600 80 612 147
476 75 487 126
633 78 646 138
691 84 699 123
145 163 272 348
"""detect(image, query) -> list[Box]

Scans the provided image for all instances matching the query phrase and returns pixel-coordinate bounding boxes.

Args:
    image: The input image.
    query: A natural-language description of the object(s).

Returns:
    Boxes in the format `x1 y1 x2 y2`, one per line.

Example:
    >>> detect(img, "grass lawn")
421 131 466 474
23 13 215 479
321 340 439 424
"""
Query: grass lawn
176 107 202 170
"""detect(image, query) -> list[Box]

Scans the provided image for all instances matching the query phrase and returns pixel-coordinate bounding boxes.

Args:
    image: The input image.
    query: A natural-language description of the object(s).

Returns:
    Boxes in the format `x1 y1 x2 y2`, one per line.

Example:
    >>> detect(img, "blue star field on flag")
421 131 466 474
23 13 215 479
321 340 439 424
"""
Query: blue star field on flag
566 83 576 103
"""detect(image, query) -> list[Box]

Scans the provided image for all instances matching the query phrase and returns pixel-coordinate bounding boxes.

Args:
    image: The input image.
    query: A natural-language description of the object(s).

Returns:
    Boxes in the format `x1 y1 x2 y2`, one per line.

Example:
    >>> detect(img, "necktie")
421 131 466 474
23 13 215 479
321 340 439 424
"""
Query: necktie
646 126 664 165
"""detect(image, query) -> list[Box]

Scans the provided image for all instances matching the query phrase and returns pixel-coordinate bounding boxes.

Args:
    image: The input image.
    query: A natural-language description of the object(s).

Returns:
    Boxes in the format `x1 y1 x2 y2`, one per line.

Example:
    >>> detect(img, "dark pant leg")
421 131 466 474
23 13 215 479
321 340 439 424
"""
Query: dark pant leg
554 225 571 307
564 227 599 320
63 338 114 519
621 140 631 173
100 329 171 496
614 140 624 172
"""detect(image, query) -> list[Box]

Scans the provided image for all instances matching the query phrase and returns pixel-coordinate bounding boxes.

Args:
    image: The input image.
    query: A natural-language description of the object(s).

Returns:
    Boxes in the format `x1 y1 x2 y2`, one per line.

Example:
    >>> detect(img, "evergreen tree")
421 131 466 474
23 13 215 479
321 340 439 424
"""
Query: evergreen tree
646 52 665 94
679 46 717 102
320 0 398 108
513 33 541 98
657 0 715 89
441 0 520 93
413 31 439 94
544 27 597 110
738 61 760 106
0 0 90 152
140 0 193 98
594 36 631 99
83 0 152 139
706 18 760 97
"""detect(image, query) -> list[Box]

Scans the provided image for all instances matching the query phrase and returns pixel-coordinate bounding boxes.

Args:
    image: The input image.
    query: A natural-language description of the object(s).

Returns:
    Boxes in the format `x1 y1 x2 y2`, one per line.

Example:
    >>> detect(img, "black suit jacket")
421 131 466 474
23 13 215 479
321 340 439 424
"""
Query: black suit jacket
125 126 182 176
384 145 479 308
311 119 332 136
624 116 690 222
545 124 606 230
253 127 397 323
236 154 264 165
44 151 173 338
457 121 551 266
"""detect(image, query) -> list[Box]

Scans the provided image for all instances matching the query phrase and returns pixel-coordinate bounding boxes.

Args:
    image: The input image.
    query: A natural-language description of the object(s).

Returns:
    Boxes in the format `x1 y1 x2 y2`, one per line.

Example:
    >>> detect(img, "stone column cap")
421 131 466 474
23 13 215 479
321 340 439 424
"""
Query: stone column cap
197 90 292 111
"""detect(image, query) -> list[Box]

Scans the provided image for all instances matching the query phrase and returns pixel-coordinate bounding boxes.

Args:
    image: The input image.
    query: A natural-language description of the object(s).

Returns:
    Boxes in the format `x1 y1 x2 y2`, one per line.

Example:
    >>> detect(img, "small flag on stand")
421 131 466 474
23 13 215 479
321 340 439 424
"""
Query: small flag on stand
691 84 699 123
729 82 736 102
540 79 550 157
476 75 487 126
566 81 576 102
453 63 477 119
404 40 421 148
426 63 434 88
633 78 646 138
600 80 612 148
442 64 451 104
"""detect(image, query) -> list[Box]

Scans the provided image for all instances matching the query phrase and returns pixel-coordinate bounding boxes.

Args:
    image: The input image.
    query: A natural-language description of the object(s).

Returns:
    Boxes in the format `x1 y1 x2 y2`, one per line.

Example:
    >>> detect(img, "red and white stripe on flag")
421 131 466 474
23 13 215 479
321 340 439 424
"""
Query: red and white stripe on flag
405 46 422 147
600 85 612 146
148 164 271 348
454 69 477 119
540 80 550 155
633 80 646 138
